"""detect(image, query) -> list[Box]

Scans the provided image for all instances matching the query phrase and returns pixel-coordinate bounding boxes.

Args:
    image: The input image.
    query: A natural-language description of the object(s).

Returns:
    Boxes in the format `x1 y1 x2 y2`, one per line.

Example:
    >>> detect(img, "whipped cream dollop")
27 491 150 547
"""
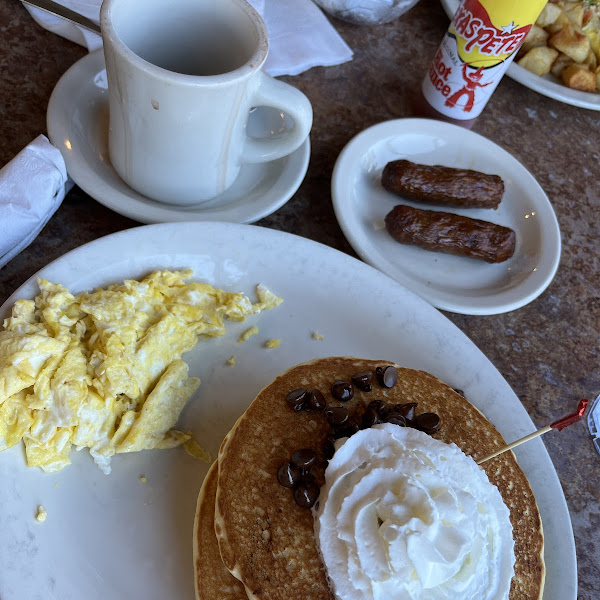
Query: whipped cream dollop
313 424 515 600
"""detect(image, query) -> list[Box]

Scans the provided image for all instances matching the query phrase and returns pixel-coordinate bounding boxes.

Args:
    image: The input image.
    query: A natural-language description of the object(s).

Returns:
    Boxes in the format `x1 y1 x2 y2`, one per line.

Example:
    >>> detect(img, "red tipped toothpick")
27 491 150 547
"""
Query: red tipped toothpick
477 398 589 465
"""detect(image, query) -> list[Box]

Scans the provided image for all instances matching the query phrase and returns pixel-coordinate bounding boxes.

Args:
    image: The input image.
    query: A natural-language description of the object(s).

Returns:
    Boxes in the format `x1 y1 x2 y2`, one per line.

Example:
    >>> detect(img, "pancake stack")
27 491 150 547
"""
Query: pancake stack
193 357 545 600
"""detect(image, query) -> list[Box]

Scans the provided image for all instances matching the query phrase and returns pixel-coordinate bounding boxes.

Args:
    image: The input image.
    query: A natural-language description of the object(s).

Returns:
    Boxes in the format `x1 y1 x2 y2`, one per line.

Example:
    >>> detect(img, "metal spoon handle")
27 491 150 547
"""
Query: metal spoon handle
21 0 101 35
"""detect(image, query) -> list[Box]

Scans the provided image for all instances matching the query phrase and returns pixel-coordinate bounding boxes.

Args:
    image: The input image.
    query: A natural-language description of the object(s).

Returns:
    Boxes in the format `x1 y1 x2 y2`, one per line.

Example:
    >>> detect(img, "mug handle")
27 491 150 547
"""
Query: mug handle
243 71 313 163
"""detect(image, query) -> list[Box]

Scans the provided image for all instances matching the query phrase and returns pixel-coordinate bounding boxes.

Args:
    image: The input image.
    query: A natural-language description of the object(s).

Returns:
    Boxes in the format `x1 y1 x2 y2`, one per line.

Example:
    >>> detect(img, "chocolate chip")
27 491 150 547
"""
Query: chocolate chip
294 481 320 509
291 448 317 471
331 380 354 402
330 427 348 440
323 435 336 459
362 409 382 429
277 461 302 488
326 406 349 428
453 388 465 397
307 388 326 410
286 388 308 411
394 402 417 421
377 365 398 388
346 419 360 435
415 412 441 434
364 399 389 419
366 400 384 414
385 412 407 427
351 371 373 392
300 472 315 485
333 420 360 439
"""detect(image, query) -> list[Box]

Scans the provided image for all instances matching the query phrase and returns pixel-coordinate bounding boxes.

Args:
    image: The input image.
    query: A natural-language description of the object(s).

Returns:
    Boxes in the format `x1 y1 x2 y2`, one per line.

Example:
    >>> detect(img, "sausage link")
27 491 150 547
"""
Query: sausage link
381 160 504 209
384 205 516 263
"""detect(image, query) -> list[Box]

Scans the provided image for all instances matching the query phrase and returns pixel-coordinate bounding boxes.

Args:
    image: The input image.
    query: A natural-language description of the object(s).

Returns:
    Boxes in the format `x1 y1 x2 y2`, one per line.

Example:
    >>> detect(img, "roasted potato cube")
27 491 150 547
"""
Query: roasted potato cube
546 11 571 35
549 25 591 62
518 46 559 76
565 3 585 28
561 63 596 91
516 0 600 93
520 25 550 55
583 16 600 58
584 48 598 69
536 3 564 27
550 52 574 77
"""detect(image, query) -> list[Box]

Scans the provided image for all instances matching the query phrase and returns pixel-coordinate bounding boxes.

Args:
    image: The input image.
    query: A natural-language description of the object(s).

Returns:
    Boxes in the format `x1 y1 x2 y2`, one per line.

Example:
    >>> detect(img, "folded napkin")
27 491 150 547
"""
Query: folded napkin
23 0 353 77
0 135 71 269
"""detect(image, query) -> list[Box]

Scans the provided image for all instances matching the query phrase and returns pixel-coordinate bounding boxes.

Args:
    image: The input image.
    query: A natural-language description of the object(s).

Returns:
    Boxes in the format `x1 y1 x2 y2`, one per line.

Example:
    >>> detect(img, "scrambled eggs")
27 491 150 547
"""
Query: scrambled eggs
0 270 282 474
35 505 47 523
238 326 258 343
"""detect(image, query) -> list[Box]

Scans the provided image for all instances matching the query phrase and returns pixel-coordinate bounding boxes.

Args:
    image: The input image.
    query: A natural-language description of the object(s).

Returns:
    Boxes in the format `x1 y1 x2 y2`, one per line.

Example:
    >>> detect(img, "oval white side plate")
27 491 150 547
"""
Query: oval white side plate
331 118 561 315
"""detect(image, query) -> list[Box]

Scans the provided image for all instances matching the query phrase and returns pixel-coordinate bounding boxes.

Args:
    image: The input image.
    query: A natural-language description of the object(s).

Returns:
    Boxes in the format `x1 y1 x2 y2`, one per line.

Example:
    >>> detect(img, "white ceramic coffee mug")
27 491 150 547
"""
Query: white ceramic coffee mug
100 0 313 205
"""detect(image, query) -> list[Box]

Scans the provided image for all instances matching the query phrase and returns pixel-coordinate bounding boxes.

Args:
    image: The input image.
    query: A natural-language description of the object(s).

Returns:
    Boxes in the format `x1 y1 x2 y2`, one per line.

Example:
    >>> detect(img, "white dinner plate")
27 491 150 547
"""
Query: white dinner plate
46 51 310 224
0 222 575 600
331 118 561 315
440 0 600 110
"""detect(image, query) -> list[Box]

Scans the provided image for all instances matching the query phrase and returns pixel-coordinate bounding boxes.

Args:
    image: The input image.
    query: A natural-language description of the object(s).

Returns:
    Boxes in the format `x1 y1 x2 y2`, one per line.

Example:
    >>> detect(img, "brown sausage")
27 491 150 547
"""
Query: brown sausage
381 160 504 209
384 205 516 263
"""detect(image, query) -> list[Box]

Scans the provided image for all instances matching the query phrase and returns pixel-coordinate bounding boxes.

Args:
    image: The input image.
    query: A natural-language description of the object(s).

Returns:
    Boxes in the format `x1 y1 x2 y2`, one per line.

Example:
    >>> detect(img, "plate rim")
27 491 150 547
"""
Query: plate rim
331 117 561 316
46 50 311 224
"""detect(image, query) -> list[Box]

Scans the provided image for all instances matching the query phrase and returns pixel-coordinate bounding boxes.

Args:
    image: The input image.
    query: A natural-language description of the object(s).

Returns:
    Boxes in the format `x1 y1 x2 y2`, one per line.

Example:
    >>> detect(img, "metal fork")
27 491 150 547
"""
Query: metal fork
20 0 101 35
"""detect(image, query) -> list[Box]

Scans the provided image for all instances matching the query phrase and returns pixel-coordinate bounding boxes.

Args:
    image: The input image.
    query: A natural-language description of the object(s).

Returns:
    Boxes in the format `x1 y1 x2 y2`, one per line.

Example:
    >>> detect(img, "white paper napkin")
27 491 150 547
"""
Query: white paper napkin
0 135 71 269
23 0 353 77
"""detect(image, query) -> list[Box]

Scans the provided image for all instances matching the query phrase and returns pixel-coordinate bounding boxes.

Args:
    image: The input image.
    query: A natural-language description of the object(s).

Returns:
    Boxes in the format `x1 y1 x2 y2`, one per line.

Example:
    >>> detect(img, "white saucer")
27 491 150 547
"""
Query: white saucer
47 51 310 224
331 118 561 316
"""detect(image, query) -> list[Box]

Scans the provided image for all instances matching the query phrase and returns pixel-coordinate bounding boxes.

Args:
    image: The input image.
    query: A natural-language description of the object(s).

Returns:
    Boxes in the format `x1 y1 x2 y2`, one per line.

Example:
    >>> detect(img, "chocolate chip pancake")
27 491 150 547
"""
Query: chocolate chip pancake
193 461 247 600
213 357 545 600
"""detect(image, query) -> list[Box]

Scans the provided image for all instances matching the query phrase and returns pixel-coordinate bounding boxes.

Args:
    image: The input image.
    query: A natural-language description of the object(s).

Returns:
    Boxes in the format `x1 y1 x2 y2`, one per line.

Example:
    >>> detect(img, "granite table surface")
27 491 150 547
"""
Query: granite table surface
0 0 598 598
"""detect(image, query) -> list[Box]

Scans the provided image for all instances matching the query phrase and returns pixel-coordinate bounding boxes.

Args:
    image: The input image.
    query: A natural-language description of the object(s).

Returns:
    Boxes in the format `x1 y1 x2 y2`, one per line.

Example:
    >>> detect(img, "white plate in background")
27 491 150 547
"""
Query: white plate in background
331 118 561 315
0 222 574 600
440 0 600 110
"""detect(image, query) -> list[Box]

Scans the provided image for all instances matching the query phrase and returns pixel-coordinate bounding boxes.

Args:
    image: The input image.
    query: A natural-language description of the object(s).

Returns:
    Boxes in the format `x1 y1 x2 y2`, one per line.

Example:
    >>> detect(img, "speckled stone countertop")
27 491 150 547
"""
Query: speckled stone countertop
1 0 598 598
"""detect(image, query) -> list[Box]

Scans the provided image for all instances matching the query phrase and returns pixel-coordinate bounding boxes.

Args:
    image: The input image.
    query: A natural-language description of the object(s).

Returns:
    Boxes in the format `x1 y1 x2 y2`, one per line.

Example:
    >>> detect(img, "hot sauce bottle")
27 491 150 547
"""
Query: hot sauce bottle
415 0 549 128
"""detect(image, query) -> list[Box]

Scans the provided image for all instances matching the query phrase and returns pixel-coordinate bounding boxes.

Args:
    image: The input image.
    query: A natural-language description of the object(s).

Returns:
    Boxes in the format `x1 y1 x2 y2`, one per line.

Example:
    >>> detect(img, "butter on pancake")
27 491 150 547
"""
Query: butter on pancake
211 357 544 600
